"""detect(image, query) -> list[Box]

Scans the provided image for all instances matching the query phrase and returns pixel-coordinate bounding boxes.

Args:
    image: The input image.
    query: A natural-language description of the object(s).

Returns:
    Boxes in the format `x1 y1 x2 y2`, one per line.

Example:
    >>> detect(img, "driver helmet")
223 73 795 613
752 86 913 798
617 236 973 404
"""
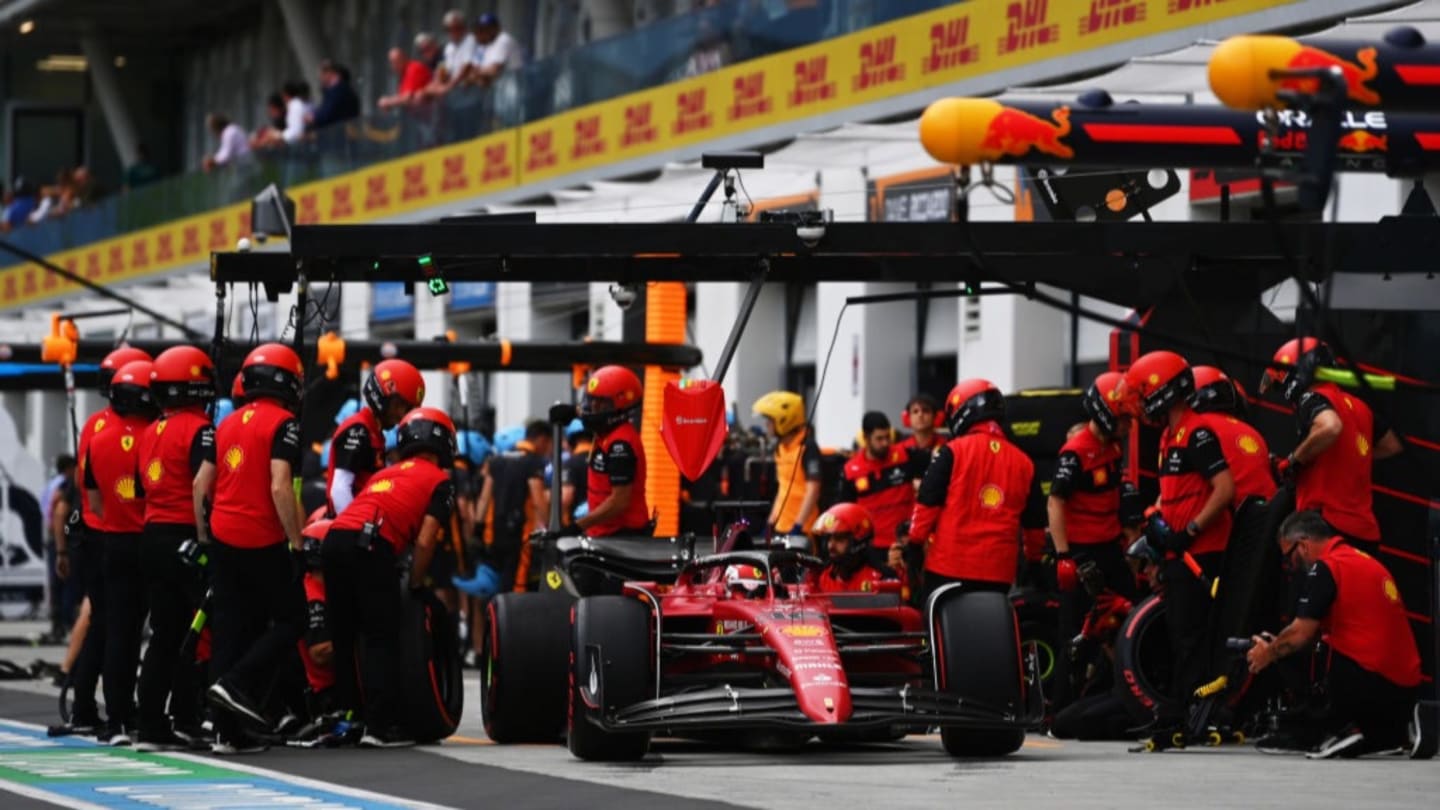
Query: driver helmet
723 564 767 599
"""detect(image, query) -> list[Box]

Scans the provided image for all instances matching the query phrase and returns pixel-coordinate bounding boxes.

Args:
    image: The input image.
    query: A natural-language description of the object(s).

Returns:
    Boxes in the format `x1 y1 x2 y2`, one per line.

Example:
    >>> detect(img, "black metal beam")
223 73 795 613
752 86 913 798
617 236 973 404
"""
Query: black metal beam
212 220 1436 303
0 339 702 376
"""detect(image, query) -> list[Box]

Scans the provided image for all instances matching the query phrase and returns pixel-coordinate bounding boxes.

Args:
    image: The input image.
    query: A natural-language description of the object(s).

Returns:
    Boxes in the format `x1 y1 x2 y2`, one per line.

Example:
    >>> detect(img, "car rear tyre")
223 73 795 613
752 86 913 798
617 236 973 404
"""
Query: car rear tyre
933 589 1027 757
482 591 573 743
1111 594 1177 724
568 595 652 761
398 591 464 743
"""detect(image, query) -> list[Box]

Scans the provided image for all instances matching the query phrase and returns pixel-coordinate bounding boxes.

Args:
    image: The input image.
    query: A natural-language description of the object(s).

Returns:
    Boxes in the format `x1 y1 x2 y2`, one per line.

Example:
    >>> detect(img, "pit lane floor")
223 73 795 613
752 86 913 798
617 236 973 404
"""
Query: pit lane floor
1 632 1435 809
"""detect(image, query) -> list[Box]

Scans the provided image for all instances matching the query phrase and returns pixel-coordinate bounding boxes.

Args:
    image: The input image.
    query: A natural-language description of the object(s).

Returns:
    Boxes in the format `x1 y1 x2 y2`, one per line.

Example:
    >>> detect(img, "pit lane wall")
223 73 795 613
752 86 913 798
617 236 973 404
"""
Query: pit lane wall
0 0 1390 312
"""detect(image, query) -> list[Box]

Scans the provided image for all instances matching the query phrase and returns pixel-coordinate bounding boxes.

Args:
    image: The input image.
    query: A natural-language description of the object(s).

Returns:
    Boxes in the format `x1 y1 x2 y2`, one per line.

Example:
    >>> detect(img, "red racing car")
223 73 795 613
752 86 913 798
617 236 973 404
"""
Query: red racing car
483 536 1043 761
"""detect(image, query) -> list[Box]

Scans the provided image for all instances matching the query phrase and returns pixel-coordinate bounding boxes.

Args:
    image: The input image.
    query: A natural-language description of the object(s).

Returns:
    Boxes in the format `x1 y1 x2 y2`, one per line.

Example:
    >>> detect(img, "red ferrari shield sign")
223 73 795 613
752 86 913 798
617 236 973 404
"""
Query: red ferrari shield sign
662 379 728 481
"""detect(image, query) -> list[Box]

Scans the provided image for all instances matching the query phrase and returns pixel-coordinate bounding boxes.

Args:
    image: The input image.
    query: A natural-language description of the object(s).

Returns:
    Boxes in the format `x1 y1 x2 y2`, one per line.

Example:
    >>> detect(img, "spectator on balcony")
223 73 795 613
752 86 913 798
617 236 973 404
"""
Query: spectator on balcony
26 168 71 223
377 46 433 111
307 59 361 132
124 144 161 192
281 80 313 145
249 94 289 151
426 9 476 97
414 32 441 72
467 13 522 88
60 166 99 212
1 178 37 232
202 113 252 172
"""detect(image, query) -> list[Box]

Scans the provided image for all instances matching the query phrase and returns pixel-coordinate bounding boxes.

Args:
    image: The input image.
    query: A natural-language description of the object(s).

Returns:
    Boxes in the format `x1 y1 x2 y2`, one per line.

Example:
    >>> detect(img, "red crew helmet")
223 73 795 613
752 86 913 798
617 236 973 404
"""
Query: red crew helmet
240 343 304 409
99 346 152 393
395 406 457 466
110 360 158 419
942 378 1005 436
150 346 216 409
579 365 643 433
1260 337 1334 404
1081 371 1126 436
362 359 425 416
1119 351 1193 423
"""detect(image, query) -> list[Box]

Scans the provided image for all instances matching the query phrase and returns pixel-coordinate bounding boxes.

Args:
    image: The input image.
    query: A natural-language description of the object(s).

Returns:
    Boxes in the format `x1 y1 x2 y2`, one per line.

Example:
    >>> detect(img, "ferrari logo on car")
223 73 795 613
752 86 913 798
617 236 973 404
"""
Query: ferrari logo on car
546 570 563 590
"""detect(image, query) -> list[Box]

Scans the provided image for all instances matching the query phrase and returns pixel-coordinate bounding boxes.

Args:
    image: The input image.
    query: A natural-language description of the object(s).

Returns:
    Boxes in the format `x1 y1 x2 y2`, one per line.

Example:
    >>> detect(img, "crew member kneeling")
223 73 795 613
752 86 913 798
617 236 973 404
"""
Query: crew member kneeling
1247 510 1422 759
909 379 1034 598
323 407 456 748
811 503 894 594
576 366 649 537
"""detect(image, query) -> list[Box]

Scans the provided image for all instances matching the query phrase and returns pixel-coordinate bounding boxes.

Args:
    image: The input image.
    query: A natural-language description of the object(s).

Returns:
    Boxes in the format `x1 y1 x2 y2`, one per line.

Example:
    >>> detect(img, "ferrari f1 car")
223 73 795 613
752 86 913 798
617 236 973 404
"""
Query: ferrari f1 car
482 534 1043 761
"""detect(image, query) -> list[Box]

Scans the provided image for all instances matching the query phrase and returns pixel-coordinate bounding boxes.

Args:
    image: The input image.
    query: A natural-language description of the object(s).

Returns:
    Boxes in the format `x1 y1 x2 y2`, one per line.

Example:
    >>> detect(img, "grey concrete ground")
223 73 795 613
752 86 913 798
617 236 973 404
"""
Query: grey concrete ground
2 623 1436 809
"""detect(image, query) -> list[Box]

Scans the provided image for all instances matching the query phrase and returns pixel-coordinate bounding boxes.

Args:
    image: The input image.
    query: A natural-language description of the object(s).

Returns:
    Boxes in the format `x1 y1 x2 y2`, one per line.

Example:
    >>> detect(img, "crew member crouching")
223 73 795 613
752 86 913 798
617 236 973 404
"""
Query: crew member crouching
323 407 457 748
1247 510 1423 759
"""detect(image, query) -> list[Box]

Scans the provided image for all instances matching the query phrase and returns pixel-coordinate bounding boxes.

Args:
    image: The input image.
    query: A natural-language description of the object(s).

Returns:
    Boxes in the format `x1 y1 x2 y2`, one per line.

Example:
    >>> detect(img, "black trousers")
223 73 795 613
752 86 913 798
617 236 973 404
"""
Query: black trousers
69 532 107 723
209 538 305 736
101 532 146 729
1212 497 1276 664
1054 540 1136 709
1325 651 1417 748
137 524 202 736
321 529 403 730
1162 550 1224 719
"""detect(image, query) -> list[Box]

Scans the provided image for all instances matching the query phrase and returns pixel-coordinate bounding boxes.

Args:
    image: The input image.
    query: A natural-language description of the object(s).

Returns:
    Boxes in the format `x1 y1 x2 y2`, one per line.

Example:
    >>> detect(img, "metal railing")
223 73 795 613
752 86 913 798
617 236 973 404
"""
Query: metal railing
1 0 955 268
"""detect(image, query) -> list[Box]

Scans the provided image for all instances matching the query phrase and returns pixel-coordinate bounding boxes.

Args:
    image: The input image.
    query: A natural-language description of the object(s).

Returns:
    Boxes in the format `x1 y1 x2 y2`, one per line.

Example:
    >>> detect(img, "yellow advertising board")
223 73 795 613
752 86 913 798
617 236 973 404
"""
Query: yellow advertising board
0 0 1301 311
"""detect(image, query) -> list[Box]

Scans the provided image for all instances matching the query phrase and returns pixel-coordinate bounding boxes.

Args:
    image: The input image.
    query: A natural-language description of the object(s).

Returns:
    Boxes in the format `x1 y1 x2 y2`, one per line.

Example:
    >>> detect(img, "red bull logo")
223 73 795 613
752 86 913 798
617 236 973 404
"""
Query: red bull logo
920 98 1074 165
1336 130 1386 153
1279 45 1380 106
979 105 1073 160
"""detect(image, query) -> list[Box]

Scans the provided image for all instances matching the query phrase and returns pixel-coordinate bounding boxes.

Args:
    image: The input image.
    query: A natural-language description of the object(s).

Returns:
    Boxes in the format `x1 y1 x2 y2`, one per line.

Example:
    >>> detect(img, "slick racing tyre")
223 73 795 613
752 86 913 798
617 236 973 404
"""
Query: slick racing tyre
568 595 653 761
933 589 1027 757
399 591 464 743
1111 594 1178 724
482 592 574 743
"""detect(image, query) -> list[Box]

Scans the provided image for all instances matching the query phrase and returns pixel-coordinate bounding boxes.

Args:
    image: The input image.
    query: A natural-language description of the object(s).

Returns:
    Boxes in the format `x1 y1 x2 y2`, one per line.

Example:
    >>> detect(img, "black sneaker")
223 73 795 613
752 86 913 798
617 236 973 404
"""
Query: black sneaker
273 712 303 737
47 716 103 738
207 681 268 729
212 735 268 755
359 727 415 749
1307 731 1366 759
99 725 133 747
1255 731 1317 755
135 729 191 752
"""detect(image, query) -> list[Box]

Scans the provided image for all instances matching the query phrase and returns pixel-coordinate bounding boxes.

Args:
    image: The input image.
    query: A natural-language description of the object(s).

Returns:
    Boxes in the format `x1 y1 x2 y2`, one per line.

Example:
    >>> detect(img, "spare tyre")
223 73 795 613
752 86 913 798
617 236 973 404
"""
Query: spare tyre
932 588 1027 757
482 591 573 743
1111 593 1177 724
398 591 464 743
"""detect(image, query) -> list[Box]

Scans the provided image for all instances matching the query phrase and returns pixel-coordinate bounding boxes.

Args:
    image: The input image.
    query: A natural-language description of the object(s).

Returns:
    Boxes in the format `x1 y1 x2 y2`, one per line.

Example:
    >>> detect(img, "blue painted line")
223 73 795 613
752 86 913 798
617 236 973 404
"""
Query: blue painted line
0 721 452 810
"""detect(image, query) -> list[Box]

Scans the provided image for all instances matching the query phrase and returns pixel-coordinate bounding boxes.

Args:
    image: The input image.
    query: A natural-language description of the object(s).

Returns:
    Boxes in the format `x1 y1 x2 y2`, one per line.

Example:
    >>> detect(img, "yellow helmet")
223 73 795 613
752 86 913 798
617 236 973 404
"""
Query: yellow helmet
753 390 805 437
